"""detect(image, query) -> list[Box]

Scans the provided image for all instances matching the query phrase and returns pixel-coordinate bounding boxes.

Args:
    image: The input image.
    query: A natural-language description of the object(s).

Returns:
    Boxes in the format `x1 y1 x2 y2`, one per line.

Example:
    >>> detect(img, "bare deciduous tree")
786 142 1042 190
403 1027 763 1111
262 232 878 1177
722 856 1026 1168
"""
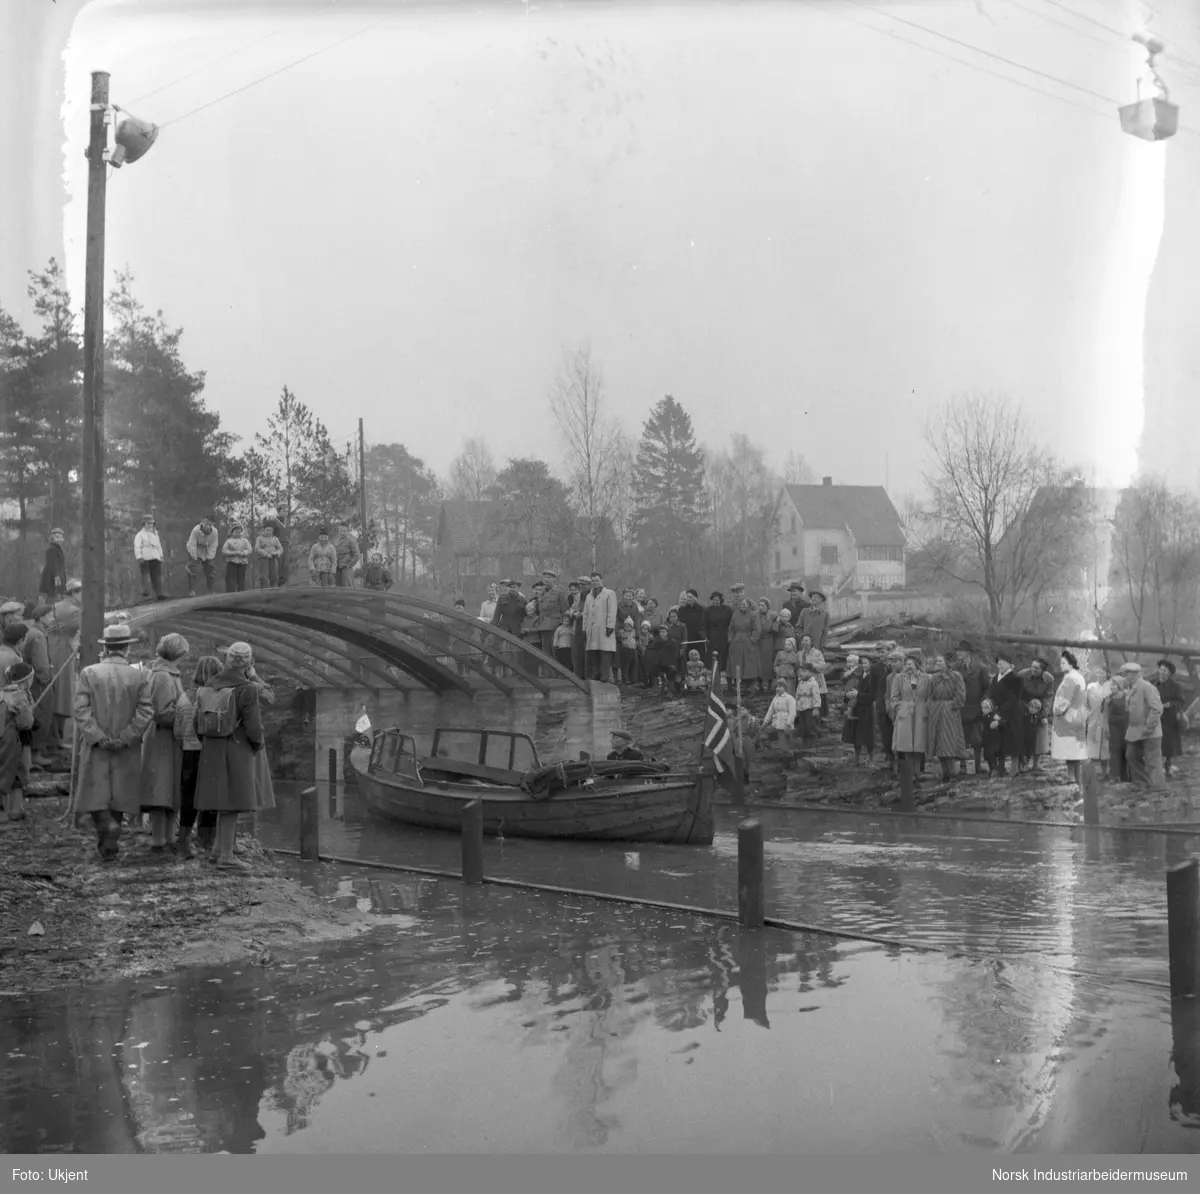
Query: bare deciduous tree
920 392 1086 627
447 436 497 571
781 450 816 485
548 344 624 570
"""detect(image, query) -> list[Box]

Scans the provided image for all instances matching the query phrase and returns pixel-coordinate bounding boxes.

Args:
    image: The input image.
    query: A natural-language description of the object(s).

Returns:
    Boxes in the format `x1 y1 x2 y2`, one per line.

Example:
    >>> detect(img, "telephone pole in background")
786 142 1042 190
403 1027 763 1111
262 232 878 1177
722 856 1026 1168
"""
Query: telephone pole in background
358 417 368 546
80 71 110 671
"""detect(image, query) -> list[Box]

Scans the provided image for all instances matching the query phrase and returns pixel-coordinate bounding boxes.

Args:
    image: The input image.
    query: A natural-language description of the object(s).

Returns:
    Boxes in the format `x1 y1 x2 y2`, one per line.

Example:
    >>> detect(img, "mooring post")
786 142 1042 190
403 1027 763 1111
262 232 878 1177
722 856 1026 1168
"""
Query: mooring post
1167 858 1200 998
462 798 484 885
1081 760 1101 826
328 746 338 817
730 755 746 806
898 754 915 811
738 818 764 928
299 785 320 862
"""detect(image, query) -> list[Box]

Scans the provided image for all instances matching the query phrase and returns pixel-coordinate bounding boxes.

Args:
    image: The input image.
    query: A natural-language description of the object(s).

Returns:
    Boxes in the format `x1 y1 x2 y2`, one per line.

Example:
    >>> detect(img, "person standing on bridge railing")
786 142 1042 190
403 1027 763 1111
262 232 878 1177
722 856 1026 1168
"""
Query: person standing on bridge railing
221 524 253 593
134 515 166 602
254 525 284 590
333 521 360 588
185 515 219 597
309 529 337 588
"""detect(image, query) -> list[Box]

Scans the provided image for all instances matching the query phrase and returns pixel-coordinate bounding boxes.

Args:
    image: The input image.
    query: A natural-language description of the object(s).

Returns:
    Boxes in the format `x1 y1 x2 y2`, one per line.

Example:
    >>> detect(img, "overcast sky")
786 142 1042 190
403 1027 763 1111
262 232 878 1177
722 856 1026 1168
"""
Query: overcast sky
18 0 1200 496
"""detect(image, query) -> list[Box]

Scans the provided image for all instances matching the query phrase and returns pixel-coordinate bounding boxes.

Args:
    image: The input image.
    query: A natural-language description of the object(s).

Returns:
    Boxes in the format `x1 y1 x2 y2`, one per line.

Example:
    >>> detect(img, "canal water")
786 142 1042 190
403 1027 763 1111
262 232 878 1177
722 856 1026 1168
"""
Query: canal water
2 791 1199 1154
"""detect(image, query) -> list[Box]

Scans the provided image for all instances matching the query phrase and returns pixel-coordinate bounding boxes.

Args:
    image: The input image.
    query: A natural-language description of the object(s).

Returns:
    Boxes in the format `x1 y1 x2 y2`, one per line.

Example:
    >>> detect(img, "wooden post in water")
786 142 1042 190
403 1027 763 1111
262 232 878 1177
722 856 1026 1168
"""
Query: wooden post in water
299 786 320 862
328 746 338 817
1081 760 1101 826
898 754 915 811
738 818 764 928
462 798 484 885
1167 858 1200 998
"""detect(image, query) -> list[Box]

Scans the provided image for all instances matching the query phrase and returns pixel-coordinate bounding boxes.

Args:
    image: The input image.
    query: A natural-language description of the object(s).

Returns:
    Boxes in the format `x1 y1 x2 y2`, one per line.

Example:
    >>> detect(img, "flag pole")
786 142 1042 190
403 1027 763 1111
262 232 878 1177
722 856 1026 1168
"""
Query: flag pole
698 653 720 767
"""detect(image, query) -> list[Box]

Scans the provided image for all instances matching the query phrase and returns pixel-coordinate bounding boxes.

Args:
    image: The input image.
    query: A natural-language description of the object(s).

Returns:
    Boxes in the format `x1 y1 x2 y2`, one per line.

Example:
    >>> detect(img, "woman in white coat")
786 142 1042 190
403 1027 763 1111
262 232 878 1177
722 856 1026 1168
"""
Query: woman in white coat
1051 649 1087 785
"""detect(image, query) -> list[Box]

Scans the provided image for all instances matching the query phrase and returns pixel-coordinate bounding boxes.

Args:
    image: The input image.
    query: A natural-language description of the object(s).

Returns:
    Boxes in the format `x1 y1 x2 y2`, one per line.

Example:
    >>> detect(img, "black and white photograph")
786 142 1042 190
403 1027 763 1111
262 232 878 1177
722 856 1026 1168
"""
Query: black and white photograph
4 0 1200 1169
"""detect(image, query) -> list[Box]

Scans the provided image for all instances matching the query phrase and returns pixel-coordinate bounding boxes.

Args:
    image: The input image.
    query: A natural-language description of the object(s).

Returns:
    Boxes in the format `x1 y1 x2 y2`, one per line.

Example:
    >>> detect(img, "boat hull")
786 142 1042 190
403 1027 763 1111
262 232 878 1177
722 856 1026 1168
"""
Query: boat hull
356 768 714 845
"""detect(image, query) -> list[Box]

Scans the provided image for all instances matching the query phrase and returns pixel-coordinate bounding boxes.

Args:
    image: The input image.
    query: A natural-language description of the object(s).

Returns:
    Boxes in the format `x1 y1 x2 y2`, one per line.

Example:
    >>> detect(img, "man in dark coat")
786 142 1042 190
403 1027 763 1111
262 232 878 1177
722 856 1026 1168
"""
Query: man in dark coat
867 649 891 762
955 641 991 777
782 581 811 627
677 589 706 660
701 592 734 680
568 579 588 678
982 651 1023 777
1017 657 1055 772
491 579 527 637
38 529 67 605
262 512 289 586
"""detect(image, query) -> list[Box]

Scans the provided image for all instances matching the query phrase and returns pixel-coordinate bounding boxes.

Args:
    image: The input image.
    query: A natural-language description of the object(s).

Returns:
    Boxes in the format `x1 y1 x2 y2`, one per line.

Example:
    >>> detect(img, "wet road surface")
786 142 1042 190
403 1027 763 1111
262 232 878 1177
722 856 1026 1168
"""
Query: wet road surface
260 788 1199 988
3 790 1199 1153
2 867 1199 1154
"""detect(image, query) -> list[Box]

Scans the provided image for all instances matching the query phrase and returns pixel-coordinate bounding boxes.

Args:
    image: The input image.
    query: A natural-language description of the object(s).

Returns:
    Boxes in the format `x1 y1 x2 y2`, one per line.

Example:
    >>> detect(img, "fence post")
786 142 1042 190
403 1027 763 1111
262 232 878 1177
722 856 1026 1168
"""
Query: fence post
898 754 915 811
299 786 320 862
462 798 484 885
738 818 764 928
1081 761 1101 825
1168 859 1200 998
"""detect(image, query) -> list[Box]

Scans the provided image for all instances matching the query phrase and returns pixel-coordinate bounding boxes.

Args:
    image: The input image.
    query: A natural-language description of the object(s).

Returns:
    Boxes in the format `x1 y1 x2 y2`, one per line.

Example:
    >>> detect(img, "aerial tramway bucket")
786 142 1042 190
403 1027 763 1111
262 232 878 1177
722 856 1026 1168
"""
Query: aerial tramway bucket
1119 34 1178 142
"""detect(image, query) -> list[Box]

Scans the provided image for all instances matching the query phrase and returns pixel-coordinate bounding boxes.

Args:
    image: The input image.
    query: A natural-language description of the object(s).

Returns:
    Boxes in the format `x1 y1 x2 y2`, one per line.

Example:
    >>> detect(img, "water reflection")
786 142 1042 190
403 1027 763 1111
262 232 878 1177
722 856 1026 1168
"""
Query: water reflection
0 871 1195 1153
261 791 1190 986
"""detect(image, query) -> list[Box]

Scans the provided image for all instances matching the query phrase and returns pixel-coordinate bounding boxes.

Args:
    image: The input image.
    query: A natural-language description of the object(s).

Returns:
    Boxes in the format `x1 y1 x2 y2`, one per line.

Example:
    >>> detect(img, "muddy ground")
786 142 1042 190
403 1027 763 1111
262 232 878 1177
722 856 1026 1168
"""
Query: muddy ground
625 680 1199 825
0 796 371 995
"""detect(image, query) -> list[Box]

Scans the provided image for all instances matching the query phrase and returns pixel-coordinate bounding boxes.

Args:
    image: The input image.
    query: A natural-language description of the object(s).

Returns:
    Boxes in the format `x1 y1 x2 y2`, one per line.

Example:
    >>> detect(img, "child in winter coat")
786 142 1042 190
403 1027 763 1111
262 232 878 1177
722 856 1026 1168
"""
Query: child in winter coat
764 679 797 737
362 550 393 592
636 621 653 669
684 648 708 692
643 626 680 694
552 612 575 670
221 525 253 592
794 666 822 746
618 616 639 685
254 528 283 589
774 636 800 694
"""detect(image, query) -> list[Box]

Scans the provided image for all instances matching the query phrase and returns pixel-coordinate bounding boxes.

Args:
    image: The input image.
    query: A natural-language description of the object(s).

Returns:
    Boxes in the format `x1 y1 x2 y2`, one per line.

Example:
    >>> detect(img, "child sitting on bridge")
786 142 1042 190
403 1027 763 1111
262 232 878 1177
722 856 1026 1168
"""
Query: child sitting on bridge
684 648 707 692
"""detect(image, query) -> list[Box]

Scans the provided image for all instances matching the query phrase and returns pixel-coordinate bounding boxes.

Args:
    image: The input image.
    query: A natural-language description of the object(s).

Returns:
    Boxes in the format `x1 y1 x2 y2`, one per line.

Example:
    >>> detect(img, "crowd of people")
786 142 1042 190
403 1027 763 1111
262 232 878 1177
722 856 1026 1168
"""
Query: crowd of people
476 572 833 693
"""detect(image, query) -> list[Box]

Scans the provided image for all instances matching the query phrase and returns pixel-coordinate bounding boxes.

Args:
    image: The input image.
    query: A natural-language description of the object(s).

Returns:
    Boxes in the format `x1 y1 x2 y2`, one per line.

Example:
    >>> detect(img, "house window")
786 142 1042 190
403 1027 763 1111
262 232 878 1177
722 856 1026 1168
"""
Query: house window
820 544 839 566
790 515 797 534
460 557 478 577
522 557 536 576
858 545 904 563
480 556 500 575
774 551 781 571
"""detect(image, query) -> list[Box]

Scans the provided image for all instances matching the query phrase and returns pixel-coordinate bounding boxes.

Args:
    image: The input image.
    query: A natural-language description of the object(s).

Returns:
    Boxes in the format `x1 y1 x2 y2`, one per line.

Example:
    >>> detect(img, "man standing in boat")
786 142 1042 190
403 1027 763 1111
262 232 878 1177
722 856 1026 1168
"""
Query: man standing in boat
582 571 618 684
608 729 645 761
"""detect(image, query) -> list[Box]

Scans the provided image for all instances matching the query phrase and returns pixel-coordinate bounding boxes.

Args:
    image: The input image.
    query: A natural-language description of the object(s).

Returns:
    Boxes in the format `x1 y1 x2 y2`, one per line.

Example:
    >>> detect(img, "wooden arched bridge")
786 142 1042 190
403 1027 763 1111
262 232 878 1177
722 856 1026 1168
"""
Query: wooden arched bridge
123 589 616 777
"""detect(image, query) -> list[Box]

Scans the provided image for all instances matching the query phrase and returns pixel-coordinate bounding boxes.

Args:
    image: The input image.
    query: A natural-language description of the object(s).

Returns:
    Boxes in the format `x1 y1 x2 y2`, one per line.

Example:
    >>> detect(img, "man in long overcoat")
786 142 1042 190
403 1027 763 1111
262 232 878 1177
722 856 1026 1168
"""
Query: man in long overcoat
534 569 568 655
73 624 154 860
955 641 991 778
582 571 618 683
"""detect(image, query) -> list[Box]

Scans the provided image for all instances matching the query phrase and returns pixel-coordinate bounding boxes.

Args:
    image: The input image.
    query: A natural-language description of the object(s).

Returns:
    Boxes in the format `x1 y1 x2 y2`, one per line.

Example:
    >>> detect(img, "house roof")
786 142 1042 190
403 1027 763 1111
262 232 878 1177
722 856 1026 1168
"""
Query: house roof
783 485 906 547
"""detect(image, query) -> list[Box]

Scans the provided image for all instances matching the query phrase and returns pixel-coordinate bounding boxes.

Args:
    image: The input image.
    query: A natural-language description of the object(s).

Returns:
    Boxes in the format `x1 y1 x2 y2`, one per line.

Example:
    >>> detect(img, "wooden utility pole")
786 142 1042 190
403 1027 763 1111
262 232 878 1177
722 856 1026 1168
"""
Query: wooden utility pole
358 417 368 548
80 71 110 671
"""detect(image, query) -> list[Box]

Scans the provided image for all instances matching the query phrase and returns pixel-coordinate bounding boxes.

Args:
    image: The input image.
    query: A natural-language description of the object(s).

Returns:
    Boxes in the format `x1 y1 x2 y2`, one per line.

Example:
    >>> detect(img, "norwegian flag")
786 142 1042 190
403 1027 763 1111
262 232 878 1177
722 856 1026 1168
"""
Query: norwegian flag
703 659 736 779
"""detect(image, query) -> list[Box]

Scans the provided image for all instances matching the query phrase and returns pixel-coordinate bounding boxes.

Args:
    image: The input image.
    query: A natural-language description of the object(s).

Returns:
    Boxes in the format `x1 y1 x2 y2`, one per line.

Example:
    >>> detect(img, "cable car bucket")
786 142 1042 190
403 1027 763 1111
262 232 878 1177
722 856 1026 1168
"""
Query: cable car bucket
1119 34 1178 142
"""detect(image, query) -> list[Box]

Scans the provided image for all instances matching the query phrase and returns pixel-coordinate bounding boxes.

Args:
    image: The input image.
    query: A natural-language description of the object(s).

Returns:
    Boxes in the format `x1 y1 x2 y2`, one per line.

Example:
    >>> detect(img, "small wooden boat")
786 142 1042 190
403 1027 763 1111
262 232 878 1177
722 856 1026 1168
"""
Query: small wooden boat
354 726 714 845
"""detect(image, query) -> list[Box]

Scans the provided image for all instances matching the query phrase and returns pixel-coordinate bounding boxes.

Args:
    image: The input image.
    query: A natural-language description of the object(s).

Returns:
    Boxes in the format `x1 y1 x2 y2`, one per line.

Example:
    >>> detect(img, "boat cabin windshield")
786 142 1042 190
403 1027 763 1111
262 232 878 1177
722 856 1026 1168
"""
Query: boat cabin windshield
431 728 541 773
369 730 420 779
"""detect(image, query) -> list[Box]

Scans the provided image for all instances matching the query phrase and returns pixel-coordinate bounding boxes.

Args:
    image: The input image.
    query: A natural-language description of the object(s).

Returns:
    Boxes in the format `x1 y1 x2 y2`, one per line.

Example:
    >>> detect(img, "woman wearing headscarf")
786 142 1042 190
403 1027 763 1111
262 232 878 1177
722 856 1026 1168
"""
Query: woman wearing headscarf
138 633 189 854
887 655 930 775
1051 650 1087 786
174 655 221 859
701 592 733 682
194 642 264 871
755 598 776 688
840 653 878 766
1153 659 1186 777
924 654 968 781
727 597 761 691
1106 671 1131 783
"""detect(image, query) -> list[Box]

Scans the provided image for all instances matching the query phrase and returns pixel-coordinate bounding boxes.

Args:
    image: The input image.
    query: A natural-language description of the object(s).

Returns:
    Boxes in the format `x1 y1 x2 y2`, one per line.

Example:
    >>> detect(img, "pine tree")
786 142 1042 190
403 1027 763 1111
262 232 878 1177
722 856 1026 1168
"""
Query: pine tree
630 396 707 571
494 458 575 574
253 386 356 538
365 443 441 583
105 269 238 550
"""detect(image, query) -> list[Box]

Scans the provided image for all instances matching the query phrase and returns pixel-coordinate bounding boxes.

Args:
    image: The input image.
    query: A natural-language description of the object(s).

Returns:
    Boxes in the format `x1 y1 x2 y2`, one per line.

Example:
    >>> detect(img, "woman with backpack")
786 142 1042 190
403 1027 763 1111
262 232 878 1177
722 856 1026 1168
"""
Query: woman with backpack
138 633 189 855
194 641 264 871
174 655 222 859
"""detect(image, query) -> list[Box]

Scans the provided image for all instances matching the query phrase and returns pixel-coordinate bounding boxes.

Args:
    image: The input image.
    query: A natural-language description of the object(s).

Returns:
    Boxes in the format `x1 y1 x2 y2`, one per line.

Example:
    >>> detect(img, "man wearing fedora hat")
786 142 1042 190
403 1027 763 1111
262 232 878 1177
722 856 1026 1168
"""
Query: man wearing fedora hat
1121 661 1166 790
38 528 68 606
134 515 166 601
73 624 154 861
